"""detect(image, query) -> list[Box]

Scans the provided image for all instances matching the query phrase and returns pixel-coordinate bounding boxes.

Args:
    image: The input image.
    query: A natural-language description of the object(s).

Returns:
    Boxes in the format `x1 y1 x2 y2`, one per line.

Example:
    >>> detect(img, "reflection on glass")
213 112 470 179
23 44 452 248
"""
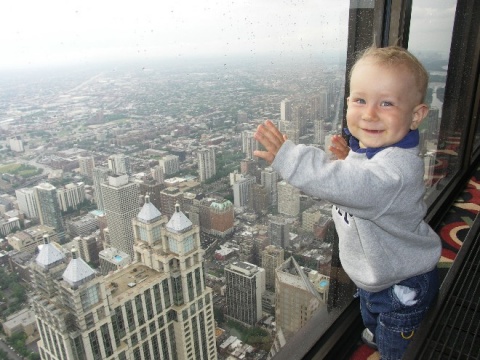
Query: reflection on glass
0 1 354 359
408 0 457 196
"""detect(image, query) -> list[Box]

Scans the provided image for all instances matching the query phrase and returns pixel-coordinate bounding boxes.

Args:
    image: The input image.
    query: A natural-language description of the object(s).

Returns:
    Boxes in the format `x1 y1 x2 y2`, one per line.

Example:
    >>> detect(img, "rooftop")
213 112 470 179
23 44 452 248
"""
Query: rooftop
105 264 167 305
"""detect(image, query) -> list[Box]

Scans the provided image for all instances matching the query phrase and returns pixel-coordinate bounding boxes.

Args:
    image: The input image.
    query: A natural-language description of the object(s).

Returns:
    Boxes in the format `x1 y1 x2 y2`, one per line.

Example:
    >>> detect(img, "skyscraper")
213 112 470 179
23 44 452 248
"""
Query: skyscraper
160 155 180 176
101 174 139 258
261 245 285 291
78 156 95 179
133 201 217 359
15 187 39 219
268 216 291 249
150 164 164 184
248 183 268 215
277 181 300 217
92 166 111 212
34 183 65 241
108 154 130 175
314 119 325 146
261 167 278 209
56 182 85 212
225 261 265 327
31 201 217 360
232 175 256 208
197 147 216 182
280 99 293 121
160 187 184 219
241 130 259 160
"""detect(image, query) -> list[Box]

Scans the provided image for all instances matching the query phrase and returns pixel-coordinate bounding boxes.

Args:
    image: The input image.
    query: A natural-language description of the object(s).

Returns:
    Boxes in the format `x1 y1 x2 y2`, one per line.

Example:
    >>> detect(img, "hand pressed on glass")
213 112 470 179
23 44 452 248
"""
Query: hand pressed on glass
253 120 287 164
329 134 349 160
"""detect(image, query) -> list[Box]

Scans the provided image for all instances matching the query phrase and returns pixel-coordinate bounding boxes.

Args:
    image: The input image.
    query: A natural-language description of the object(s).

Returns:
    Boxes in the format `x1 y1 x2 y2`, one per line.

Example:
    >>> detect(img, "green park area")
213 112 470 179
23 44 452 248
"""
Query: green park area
0 163 42 178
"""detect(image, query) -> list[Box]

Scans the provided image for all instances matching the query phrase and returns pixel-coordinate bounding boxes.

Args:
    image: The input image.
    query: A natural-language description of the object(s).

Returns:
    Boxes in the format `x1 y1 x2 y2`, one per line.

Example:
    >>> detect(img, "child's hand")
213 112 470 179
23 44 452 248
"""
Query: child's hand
329 134 349 160
254 120 286 164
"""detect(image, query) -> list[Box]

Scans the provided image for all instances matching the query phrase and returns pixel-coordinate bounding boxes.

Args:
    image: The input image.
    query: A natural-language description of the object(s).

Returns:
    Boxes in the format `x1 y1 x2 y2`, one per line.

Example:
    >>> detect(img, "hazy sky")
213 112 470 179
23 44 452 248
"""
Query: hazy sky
0 0 457 71
0 0 349 70
409 0 457 57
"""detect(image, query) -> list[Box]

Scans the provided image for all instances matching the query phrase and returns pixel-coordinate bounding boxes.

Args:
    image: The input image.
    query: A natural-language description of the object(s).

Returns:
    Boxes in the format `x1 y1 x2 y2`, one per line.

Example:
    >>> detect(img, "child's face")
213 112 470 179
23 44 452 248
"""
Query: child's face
346 58 428 149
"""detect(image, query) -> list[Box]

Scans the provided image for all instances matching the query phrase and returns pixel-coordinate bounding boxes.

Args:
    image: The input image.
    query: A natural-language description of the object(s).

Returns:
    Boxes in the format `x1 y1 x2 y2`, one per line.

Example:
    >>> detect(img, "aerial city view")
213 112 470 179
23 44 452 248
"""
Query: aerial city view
0 1 451 360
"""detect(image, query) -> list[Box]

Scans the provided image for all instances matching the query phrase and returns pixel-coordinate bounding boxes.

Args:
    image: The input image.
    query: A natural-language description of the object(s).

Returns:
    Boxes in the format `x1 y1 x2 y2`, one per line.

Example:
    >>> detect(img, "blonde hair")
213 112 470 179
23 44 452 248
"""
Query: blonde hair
351 46 429 103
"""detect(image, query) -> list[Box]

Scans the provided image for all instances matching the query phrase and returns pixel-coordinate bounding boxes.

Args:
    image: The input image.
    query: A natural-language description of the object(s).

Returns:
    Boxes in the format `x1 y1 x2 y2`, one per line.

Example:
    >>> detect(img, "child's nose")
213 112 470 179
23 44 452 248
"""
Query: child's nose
362 106 377 121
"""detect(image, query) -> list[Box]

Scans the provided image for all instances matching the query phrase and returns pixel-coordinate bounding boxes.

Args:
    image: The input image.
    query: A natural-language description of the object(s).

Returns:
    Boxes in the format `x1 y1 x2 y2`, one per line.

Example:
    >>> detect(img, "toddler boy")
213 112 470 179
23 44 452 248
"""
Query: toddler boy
254 46 441 359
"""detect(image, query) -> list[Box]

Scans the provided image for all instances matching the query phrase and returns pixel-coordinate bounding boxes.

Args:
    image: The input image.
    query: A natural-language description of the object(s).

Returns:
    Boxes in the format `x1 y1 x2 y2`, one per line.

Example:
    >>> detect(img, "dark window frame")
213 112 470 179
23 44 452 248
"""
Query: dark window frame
272 0 480 358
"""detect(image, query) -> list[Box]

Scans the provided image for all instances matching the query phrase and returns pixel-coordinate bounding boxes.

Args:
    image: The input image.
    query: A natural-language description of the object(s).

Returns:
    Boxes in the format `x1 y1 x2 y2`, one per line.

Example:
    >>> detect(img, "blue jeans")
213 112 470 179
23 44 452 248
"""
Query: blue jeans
358 268 439 360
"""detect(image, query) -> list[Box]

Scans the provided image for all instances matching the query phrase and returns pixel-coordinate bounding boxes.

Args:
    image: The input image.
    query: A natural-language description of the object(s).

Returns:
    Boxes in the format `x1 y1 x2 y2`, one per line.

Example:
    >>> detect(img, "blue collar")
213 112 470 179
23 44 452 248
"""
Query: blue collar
344 128 419 159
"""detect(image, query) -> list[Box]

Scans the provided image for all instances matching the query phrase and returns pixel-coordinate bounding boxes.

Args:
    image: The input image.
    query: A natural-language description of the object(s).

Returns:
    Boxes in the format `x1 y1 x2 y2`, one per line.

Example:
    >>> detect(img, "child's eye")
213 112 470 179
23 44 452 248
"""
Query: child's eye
380 101 393 106
354 98 365 104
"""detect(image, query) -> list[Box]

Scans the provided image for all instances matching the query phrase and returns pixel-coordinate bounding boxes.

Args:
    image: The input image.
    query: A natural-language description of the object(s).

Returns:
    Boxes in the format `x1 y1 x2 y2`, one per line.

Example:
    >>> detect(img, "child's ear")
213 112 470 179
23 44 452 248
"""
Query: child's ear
410 103 429 130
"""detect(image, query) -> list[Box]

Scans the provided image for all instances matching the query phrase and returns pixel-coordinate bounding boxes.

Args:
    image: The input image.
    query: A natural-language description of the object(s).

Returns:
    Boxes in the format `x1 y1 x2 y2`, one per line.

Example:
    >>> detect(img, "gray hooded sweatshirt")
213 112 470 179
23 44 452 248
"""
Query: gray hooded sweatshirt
271 136 441 292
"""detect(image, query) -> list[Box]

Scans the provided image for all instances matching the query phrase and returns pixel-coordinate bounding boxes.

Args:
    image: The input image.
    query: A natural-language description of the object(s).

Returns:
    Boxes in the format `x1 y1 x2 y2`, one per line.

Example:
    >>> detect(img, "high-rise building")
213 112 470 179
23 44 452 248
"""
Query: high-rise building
241 130 259 160
66 214 98 238
78 156 95 179
92 166 111 211
160 155 180 176
133 201 217 359
314 119 325 145
313 91 329 120
197 147 216 182
232 175 256 208
15 187 39 219
56 182 85 212
108 153 130 175
139 179 163 211
150 165 164 184
248 184 268 215
225 261 265 327
31 201 217 360
302 206 323 232
281 99 293 121
261 167 278 208
268 216 291 248
261 245 285 291
73 235 100 266
101 174 139 258
34 183 65 241
277 181 300 217
275 257 329 340
160 187 184 219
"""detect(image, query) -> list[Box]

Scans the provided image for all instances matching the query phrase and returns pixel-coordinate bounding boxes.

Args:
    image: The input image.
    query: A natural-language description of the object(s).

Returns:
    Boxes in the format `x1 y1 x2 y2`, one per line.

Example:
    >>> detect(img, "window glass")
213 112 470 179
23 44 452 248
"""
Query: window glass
1 0 350 358
408 0 458 198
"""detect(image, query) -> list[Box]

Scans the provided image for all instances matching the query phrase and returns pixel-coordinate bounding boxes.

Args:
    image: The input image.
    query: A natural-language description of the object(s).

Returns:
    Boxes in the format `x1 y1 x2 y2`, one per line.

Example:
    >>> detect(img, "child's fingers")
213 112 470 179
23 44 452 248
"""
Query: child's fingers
330 135 350 160
262 120 285 145
253 150 275 164
254 121 284 155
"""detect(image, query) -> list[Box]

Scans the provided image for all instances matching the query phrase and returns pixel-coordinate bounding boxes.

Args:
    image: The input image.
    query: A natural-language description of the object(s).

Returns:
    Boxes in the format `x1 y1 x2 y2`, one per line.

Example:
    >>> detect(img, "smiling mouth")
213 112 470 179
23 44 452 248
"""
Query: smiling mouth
363 129 383 134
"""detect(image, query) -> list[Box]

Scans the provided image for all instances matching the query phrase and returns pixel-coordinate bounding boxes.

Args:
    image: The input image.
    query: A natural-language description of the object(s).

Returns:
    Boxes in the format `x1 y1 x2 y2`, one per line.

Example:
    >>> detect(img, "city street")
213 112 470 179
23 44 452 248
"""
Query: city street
0 337 24 360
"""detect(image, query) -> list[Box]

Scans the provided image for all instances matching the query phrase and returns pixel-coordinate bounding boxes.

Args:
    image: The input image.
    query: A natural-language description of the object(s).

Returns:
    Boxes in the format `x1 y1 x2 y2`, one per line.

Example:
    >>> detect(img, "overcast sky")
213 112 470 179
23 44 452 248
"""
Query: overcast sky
0 0 456 71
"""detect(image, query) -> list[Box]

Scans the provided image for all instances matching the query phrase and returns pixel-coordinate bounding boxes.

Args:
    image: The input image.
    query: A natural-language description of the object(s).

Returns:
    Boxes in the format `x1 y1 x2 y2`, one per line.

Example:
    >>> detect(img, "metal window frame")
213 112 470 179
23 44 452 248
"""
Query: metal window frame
272 0 480 358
